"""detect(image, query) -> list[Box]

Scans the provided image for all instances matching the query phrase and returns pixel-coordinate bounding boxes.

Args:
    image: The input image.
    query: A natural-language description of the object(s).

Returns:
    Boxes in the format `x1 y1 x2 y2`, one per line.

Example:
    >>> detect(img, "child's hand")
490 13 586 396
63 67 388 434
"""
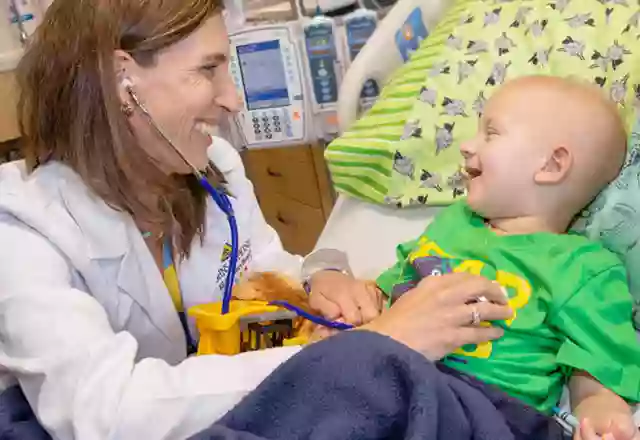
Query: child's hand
575 415 639 440
570 372 638 440
308 271 381 326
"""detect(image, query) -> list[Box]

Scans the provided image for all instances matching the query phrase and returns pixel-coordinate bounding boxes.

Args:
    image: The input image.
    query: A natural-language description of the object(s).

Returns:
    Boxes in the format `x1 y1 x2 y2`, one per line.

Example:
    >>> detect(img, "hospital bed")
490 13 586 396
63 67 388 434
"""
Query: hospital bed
317 0 443 271
317 0 445 262
318 0 640 426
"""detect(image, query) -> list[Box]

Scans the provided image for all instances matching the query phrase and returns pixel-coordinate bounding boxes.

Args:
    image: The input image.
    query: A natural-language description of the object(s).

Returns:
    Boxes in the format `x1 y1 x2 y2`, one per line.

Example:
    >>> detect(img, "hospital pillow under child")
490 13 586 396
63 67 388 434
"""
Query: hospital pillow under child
572 116 640 330
326 0 640 207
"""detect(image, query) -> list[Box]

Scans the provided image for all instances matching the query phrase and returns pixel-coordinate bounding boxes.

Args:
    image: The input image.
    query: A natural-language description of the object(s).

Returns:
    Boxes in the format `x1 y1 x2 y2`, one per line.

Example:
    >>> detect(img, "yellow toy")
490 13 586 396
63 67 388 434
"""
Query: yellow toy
188 272 321 356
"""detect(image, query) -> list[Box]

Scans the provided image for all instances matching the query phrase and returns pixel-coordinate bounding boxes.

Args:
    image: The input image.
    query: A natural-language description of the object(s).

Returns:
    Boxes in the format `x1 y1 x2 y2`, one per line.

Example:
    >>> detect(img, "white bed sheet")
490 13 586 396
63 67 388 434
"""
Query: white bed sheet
315 195 442 278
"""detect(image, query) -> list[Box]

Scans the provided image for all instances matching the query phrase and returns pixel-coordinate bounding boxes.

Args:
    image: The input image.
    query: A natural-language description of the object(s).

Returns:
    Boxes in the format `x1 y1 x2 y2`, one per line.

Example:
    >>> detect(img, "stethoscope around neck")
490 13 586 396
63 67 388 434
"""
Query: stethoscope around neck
125 83 353 342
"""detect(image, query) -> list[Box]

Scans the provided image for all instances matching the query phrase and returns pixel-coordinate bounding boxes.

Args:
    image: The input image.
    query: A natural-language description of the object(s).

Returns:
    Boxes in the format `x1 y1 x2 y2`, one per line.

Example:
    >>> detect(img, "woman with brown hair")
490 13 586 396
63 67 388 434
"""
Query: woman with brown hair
0 0 512 438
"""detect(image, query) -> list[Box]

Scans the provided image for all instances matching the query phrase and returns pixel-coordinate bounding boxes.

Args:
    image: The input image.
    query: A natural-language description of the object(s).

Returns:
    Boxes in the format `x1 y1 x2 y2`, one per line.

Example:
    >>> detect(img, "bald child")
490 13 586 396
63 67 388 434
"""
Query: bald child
376 76 640 440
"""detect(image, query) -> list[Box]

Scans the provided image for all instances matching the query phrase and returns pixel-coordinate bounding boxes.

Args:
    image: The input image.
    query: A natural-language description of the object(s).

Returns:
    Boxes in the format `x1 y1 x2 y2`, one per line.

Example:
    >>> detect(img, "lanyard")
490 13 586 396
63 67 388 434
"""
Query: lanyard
162 239 197 355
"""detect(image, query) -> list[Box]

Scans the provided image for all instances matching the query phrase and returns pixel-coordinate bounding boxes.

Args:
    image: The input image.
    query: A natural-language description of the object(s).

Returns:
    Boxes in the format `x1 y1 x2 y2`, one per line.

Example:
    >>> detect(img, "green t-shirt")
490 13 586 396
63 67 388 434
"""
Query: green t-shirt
377 201 640 413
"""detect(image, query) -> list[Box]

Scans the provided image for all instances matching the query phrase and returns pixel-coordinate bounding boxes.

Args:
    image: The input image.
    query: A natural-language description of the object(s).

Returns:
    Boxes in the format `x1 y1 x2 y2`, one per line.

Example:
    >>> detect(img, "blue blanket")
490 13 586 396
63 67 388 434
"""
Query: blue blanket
0 331 566 440
0 386 51 440
191 331 566 440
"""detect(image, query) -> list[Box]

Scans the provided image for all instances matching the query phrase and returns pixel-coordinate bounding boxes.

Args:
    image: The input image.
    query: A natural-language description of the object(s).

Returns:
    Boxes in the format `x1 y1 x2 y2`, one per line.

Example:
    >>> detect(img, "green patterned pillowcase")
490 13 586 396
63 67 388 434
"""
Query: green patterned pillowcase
327 0 640 207
325 0 477 204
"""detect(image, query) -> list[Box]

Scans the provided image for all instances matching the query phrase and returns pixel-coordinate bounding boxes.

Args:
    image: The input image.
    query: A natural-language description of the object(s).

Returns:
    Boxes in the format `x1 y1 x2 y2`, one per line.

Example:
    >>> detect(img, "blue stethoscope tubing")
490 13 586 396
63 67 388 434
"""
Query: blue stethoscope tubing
269 301 354 330
198 177 238 315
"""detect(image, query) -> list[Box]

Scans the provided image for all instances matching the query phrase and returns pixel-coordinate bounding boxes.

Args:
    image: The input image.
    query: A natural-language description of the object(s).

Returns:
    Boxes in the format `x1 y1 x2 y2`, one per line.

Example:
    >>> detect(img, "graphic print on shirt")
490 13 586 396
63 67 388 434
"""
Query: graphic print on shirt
399 237 532 359
216 239 252 294
220 243 232 262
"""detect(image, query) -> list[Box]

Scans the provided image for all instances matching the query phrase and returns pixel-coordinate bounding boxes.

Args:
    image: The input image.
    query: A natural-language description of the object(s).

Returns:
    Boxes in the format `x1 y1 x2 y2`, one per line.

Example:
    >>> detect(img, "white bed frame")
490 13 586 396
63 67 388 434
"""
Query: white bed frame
336 0 448 132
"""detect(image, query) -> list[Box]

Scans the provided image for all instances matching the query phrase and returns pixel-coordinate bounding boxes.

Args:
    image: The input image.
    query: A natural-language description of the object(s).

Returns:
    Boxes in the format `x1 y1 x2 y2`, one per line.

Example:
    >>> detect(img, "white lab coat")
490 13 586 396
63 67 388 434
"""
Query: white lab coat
0 137 304 440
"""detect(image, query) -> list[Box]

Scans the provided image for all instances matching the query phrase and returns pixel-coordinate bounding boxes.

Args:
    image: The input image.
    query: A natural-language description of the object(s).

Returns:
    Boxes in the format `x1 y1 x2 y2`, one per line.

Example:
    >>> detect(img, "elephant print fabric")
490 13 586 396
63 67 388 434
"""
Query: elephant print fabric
385 0 640 209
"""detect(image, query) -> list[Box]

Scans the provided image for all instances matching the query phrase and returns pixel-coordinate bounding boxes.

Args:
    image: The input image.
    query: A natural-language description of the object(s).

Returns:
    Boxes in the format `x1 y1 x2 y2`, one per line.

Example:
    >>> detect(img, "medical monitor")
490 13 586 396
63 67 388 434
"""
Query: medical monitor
237 40 291 111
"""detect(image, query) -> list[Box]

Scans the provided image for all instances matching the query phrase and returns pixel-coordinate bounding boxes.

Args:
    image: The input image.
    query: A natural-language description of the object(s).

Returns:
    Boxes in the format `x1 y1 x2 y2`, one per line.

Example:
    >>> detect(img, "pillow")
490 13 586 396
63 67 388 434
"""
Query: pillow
325 0 474 204
327 0 640 207
572 116 640 330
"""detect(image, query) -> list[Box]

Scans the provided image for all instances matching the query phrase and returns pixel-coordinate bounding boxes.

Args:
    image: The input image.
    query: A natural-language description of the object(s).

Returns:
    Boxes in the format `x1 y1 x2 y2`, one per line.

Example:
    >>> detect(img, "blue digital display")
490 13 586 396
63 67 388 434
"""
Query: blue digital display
304 23 338 105
346 17 377 61
237 40 290 111
305 24 335 57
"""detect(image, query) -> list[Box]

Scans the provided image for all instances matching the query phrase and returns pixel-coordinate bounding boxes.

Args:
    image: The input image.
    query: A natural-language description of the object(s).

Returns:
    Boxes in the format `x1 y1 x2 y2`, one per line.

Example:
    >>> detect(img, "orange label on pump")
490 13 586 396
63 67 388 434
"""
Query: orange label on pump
293 111 301 120
326 113 338 126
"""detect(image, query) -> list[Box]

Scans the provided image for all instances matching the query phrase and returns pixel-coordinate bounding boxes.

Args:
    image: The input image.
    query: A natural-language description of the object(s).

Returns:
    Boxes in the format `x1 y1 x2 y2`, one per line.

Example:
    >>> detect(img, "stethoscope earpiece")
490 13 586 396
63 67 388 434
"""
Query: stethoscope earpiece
121 77 135 90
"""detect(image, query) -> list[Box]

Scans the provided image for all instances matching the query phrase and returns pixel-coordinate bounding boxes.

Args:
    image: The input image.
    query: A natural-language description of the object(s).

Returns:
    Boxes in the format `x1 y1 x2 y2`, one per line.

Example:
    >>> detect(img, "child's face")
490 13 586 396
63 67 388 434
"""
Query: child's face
459 76 627 223
460 89 547 219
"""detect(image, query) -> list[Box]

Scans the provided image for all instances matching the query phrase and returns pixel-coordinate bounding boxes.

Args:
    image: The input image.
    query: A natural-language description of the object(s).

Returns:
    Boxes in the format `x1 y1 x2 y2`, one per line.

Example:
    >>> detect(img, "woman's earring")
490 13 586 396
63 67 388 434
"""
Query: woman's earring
121 101 134 117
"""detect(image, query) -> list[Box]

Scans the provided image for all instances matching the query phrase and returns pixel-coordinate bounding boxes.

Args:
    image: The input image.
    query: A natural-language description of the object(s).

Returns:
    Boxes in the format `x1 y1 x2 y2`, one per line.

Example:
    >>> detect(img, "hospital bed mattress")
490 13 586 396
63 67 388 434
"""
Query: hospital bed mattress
315 195 442 279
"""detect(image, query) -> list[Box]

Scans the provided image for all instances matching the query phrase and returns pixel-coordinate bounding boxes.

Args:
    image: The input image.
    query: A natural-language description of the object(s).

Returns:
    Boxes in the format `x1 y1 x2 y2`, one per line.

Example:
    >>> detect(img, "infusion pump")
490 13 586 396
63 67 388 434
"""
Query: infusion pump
228 25 312 149
227 14 379 150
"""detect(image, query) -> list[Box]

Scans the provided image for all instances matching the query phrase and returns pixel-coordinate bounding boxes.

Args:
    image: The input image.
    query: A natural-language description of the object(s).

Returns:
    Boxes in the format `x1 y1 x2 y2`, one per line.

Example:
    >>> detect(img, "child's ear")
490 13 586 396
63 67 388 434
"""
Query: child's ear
534 146 573 184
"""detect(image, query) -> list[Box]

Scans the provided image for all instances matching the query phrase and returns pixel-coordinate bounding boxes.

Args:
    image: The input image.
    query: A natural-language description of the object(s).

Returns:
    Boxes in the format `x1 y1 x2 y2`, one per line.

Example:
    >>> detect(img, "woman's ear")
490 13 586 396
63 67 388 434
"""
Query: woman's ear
534 146 573 184
113 49 138 103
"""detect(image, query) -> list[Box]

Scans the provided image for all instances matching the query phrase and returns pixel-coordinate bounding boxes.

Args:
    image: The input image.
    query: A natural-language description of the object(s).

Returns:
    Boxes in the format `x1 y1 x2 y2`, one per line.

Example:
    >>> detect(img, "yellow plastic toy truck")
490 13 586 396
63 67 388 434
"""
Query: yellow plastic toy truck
189 300 309 355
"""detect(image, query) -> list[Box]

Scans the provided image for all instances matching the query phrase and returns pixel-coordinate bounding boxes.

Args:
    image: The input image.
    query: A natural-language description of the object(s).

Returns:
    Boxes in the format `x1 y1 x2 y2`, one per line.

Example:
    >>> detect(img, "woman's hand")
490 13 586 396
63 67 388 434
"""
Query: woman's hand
308 270 382 326
361 272 512 361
